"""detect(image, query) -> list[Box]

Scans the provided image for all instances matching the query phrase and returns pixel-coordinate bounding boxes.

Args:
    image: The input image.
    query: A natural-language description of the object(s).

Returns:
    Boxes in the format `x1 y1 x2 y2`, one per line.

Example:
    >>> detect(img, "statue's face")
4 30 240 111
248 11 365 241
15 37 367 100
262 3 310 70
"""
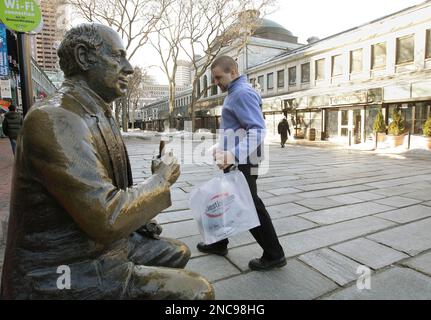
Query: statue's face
87 27 133 103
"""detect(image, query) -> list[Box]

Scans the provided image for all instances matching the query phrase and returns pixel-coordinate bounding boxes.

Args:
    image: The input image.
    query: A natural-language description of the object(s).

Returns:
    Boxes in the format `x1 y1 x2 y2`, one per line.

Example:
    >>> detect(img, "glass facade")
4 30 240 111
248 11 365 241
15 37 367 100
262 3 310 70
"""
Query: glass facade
414 102 431 134
325 109 339 138
365 105 381 140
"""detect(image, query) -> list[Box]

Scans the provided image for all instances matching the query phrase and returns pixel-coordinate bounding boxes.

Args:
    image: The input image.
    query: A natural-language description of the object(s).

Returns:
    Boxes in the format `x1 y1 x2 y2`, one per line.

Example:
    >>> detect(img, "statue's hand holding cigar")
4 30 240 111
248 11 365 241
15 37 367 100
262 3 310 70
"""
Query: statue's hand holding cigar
151 140 180 186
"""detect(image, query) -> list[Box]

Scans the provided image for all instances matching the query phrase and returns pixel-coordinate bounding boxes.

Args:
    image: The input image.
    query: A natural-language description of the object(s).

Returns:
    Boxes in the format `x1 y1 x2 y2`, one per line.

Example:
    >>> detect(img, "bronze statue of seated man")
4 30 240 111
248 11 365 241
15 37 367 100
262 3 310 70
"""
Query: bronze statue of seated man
0 23 214 300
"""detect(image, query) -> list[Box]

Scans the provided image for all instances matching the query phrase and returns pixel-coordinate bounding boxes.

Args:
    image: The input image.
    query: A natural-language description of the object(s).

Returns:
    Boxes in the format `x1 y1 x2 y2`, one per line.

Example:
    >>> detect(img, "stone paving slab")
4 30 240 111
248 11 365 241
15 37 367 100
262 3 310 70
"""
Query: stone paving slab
367 217 431 256
297 185 373 199
299 202 393 225
330 238 409 269
186 255 241 282
267 202 311 218
346 191 387 201
160 219 200 239
157 210 193 224
327 194 365 205
278 216 396 257
401 251 431 276
324 267 431 300
213 259 338 300
274 216 317 236
298 248 361 286
423 201 431 207
374 196 422 208
374 205 431 224
267 187 303 196
294 197 343 211
260 194 303 206
402 190 431 201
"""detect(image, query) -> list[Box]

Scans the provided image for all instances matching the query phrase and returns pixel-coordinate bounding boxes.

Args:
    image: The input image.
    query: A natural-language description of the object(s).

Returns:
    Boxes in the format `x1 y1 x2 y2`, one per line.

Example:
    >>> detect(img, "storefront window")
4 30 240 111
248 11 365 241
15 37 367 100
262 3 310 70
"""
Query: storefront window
277 70 284 88
341 110 348 126
396 34 414 65
315 59 325 80
332 55 343 77
325 109 338 138
267 73 274 90
288 67 296 86
388 104 412 133
257 75 264 90
372 42 386 69
365 105 381 140
426 29 431 59
350 49 363 73
414 102 431 134
301 63 310 83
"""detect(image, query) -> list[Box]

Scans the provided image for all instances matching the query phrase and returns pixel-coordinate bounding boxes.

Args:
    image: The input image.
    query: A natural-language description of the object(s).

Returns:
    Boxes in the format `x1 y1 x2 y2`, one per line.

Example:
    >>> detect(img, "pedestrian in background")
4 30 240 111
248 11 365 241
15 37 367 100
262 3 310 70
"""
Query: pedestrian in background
2 104 22 155
278 117 290 148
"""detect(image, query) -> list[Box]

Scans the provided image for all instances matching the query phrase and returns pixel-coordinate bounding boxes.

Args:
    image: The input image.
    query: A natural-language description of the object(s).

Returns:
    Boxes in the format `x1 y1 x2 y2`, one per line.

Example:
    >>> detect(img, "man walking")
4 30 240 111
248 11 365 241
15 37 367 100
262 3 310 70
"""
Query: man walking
2 104 22 155
278 117 290 148
197 55 286 271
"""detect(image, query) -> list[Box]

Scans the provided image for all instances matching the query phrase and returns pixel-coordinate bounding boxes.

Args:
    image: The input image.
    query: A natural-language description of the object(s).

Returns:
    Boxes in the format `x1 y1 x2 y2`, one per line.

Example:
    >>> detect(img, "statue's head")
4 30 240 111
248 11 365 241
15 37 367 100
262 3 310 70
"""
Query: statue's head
57 23 134 103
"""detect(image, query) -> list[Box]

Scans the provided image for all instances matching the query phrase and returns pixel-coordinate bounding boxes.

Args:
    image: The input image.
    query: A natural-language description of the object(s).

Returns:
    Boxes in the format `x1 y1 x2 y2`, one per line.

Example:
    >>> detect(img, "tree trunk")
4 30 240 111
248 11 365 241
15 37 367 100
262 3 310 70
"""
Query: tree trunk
114 101 121 125
121 97 128 132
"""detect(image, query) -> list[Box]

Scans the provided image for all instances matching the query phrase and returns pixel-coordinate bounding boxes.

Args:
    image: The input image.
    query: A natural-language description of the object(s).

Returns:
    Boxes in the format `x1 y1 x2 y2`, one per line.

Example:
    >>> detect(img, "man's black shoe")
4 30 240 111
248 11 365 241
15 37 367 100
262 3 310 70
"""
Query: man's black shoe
248 256 287 271
197 242 228 256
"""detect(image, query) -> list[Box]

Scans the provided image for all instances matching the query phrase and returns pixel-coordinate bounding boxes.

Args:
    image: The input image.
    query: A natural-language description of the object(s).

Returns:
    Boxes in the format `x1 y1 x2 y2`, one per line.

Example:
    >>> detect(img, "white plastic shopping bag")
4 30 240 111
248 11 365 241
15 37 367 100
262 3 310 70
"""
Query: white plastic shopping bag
190 168 260 244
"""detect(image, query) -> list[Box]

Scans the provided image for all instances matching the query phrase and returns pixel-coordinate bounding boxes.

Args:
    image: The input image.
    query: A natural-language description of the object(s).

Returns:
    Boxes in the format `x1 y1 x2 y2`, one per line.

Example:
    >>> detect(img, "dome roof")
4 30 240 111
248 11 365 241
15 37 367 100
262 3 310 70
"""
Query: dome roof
257 19 293 36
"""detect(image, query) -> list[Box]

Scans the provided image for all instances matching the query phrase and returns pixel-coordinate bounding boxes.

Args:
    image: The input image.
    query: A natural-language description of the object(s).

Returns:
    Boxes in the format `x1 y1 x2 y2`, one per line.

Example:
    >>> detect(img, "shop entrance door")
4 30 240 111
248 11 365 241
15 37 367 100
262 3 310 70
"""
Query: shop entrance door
339 108 362 145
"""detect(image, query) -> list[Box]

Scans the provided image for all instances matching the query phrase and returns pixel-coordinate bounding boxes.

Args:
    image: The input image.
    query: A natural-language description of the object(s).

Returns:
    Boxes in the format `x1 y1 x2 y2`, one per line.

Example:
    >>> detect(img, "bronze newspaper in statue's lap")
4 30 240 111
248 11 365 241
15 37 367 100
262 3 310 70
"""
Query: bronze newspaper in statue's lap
0 24 214 300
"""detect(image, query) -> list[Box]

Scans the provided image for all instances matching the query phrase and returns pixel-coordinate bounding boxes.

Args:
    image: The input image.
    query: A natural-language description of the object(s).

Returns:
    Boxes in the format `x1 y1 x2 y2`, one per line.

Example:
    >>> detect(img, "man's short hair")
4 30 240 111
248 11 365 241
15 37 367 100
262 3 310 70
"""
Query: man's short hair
57 23 104 77
8 104 16 112
211 55 238 73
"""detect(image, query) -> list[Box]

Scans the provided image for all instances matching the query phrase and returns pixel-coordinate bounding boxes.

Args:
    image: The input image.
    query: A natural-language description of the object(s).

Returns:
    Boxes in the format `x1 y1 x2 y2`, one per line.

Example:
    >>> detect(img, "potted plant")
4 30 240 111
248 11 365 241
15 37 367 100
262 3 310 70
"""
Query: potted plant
387 109 406 148
423 116 431 149
373 110 386 142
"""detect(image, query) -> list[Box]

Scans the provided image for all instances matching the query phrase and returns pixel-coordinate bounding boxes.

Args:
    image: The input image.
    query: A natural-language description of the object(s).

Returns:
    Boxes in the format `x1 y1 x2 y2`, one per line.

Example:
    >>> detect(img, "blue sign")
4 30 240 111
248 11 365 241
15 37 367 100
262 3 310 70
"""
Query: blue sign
0 23 9 77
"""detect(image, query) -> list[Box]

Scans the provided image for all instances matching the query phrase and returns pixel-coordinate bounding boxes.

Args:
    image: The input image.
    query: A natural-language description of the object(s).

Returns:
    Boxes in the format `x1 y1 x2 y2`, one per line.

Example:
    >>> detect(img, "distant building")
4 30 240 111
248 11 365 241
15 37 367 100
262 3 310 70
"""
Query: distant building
141 76 189 106
175 60 192 87
140 1 431 150
31 0 68 72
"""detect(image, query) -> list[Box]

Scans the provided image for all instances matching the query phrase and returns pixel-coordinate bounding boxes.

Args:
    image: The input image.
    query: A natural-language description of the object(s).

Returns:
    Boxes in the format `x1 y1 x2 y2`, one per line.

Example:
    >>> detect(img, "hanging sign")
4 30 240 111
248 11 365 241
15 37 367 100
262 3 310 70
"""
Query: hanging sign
0 23 8 76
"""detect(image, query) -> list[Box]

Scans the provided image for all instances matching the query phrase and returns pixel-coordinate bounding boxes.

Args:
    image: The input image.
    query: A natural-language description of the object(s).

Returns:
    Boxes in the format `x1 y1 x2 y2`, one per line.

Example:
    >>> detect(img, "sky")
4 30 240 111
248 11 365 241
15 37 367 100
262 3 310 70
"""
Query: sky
69 0 425 84
266 0 425 44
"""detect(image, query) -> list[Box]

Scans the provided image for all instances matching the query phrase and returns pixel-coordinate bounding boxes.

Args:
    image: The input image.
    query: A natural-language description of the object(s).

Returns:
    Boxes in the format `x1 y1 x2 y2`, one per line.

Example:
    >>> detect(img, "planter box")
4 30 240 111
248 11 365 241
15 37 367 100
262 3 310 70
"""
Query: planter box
387 134 405 148
374 132 386 143
424 136 431 149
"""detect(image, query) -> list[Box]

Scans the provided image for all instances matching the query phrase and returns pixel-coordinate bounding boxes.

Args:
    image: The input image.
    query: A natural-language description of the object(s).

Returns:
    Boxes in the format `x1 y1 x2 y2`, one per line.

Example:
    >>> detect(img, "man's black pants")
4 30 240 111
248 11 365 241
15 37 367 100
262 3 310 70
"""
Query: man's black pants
212 164 285 261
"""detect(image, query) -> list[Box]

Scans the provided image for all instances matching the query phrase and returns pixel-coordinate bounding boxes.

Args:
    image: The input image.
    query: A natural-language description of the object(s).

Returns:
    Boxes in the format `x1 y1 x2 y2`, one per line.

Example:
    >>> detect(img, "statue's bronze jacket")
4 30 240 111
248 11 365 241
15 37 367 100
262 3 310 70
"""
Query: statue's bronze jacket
1 80 171 299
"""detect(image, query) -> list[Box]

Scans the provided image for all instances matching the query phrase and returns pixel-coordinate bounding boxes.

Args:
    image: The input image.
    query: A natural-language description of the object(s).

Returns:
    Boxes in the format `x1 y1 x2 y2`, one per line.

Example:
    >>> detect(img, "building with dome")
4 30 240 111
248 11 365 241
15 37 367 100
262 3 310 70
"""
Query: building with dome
141 12 302 131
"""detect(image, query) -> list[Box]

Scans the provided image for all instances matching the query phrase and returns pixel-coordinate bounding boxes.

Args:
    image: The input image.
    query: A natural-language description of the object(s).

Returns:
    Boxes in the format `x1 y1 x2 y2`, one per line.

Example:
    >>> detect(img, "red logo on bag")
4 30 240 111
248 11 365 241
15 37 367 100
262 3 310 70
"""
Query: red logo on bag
205 193 234 218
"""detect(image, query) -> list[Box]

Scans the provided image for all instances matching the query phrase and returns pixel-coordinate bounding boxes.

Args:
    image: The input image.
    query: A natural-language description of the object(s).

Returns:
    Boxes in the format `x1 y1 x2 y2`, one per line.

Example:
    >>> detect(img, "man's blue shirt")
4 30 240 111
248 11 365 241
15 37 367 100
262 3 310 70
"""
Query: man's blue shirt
219 74 265 164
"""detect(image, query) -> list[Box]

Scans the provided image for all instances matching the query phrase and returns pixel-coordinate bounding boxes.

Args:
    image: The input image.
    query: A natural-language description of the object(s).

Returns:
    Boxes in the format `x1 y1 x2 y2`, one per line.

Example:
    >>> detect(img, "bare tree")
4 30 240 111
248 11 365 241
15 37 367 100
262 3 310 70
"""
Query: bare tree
67 0 171 131
149 0 187 131
125 66 146 130
180 0 274 131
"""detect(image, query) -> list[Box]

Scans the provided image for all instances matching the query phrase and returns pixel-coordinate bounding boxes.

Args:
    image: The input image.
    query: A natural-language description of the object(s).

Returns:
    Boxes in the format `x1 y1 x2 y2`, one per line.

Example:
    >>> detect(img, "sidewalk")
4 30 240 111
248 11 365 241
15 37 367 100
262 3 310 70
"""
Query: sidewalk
0 138 13 279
